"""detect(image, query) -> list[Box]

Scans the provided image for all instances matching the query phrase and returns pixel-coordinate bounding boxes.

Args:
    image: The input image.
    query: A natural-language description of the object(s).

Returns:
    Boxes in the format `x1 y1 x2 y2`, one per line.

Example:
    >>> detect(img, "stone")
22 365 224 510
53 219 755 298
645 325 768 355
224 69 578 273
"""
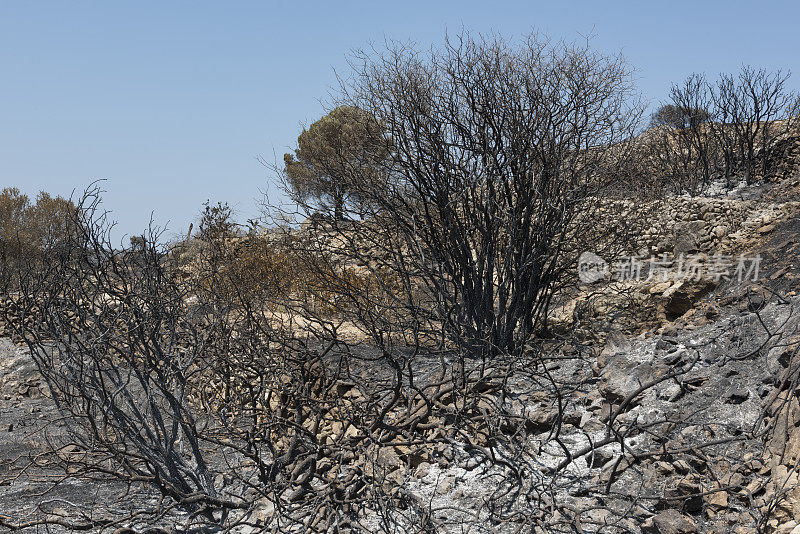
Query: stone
662 474 703 513
588 448 615 468
758 223 776 234
726 386 750 404
598 351 667 406
641 509 698 534
713 225 728 239
435 475 455 495
414 462 431 479
705 485 729 511
655 336 679 351
661 279 718 320
673 220 707 255
599 457 631 485
524 406 558 434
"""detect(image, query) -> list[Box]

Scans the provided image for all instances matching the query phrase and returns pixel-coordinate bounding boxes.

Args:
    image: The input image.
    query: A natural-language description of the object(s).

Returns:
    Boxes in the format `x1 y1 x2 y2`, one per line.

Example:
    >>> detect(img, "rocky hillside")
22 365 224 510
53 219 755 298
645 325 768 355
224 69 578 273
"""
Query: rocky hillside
2 148 800 533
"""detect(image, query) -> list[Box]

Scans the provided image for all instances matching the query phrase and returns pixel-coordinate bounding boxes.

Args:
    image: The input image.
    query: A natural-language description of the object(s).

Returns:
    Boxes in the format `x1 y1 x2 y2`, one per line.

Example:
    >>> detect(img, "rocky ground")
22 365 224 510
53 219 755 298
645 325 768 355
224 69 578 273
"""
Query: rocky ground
3 286 799 532
347 288 800 533
4 167 800 532
0 338 184 532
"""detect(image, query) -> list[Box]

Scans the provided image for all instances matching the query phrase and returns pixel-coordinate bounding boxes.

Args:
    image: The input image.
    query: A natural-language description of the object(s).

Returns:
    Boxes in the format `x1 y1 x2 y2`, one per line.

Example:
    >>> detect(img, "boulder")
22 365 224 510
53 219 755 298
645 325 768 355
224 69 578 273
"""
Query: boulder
673 221 707 255
660 279 718 320
597 351 667 406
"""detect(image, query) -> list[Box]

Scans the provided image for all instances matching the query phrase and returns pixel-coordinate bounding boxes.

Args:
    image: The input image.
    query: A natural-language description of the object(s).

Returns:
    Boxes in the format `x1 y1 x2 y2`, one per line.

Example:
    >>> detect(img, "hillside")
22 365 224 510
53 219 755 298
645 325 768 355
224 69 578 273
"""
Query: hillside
3 140 800 533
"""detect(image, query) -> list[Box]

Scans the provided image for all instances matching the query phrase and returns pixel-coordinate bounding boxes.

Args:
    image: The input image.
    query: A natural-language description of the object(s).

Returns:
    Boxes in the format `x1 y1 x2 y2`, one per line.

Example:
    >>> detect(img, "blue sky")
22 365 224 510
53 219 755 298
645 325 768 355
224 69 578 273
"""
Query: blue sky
2 1 798 241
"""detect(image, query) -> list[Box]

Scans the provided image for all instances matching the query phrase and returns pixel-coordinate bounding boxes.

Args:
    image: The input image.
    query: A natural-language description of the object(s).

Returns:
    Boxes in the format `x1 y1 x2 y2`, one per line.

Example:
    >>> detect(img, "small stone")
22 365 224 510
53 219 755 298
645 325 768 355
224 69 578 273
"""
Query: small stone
656 461 675 475
672 459 692 474
662 474 703 512
462 455 484 471
758 223 776 234
414 462 431 479
599 457 630 484
722 472 745 489
726 387 750 404
656 337 679 351
435 475 455 495
641 509 698 533
705 486 729 510
588 448 614 469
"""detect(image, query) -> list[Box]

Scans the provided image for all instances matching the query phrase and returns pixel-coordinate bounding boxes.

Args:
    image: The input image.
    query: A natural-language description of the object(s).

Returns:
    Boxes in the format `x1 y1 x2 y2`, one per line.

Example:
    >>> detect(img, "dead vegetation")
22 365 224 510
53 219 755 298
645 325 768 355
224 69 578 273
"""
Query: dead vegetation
3 30 800 534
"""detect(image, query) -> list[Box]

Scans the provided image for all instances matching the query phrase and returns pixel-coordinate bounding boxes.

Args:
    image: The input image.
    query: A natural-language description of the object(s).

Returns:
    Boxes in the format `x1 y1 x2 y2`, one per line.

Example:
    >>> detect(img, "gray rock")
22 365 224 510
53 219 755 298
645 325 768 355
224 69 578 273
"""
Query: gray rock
641 509 698 533
598 351 667 406
725 386 750 404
